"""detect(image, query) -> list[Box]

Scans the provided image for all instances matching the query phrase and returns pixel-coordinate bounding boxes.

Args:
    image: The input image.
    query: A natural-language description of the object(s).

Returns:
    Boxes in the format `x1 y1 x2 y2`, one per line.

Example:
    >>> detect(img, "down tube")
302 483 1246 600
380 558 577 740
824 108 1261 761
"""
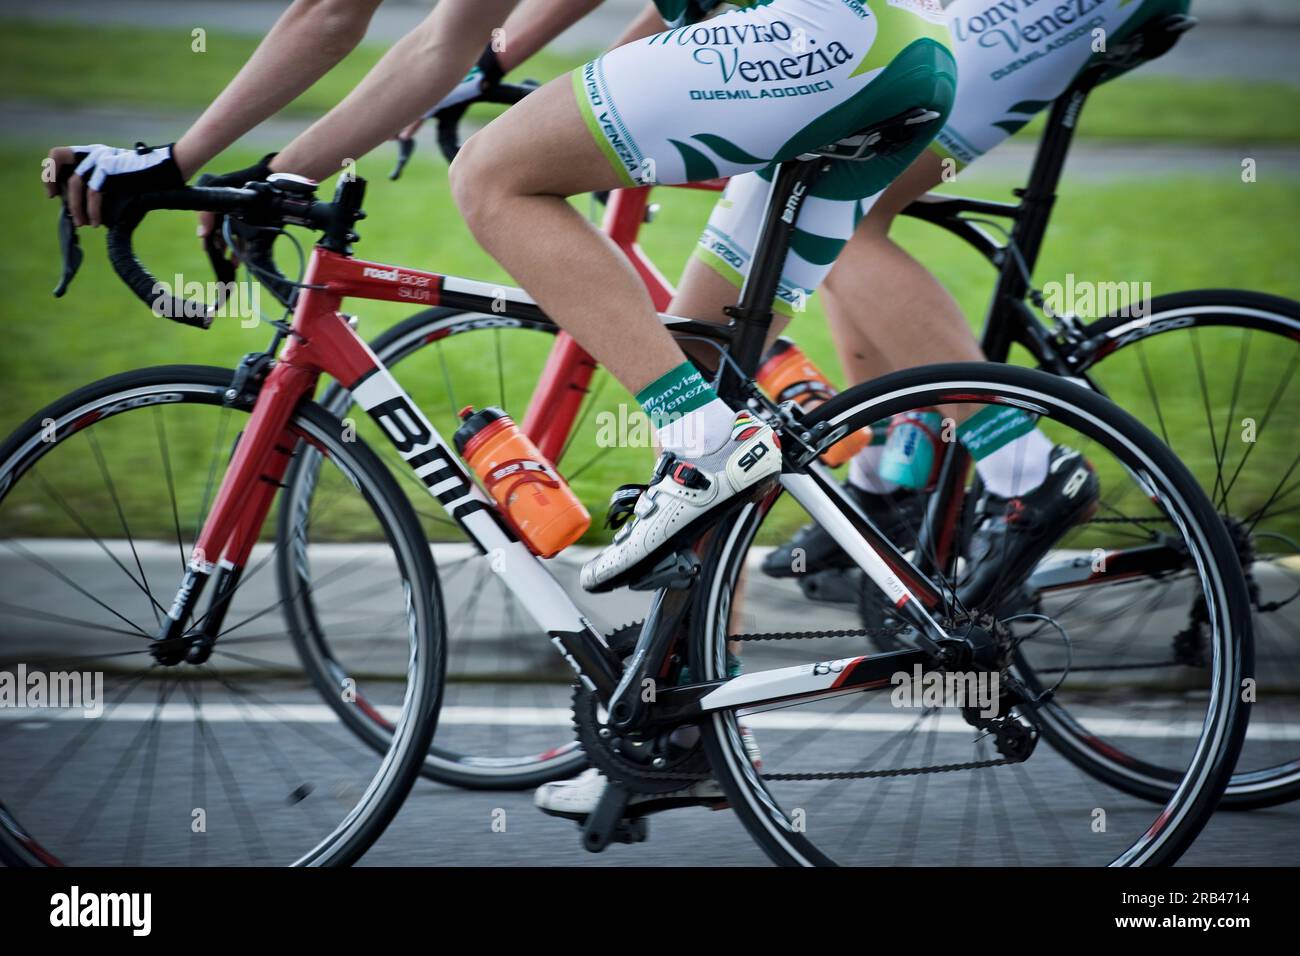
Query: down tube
343 362 621 690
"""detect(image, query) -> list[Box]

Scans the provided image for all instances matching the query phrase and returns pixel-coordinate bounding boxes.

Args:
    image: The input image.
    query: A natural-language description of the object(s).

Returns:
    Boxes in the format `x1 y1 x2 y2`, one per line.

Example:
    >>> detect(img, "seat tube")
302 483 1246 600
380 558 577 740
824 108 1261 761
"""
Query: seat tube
717 160 825 400
520 333 598 463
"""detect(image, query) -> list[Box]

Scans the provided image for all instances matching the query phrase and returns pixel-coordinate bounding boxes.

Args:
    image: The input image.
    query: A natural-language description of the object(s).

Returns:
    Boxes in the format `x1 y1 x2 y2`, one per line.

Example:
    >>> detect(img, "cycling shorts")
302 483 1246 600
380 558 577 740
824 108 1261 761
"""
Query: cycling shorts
693 0 1187 314
573 0 955 189
934 0 1190 165
572 0 956 316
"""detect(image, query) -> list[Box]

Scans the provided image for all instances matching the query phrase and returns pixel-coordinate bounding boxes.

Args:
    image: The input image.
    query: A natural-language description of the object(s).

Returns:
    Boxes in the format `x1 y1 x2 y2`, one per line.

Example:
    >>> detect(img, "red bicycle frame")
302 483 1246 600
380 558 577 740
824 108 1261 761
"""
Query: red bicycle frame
197 182 720 578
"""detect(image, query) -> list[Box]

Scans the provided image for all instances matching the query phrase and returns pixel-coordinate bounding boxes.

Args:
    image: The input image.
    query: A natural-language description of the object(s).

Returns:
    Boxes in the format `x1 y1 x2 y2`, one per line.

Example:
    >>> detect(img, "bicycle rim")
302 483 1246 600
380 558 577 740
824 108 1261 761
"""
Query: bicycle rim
1072 290 1300 807
695 363 1251 866
0 366 441 865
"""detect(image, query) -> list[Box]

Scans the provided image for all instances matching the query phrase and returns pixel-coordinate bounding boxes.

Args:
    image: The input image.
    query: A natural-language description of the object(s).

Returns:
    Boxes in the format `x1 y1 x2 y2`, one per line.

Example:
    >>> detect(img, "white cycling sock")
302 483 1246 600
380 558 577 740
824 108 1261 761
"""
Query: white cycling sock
655 397 738 459
973 429 1054 498
848 445 900 495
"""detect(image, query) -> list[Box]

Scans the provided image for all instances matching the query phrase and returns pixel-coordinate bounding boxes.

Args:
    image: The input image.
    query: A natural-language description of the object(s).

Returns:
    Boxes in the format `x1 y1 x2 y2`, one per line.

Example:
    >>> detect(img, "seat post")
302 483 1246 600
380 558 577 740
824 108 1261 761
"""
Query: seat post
716 158 827 403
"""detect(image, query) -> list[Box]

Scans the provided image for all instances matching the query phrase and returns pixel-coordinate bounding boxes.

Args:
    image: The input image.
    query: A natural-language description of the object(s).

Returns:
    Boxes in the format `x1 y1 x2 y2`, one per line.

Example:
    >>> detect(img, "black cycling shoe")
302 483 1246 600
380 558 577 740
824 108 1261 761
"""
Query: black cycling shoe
958 445 1099 608
761 485 926 579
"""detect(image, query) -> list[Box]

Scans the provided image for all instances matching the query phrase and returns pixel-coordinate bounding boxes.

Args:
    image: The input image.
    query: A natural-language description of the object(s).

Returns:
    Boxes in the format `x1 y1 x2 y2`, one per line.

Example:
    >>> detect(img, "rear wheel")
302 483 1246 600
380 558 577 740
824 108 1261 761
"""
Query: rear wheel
698 363 1252 866
1060 289 1300 808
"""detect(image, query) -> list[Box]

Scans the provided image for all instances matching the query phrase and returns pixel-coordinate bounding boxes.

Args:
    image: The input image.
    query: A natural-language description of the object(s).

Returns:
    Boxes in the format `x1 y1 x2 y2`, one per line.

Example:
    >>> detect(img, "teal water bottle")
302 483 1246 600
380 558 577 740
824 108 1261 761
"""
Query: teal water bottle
879 409 943 490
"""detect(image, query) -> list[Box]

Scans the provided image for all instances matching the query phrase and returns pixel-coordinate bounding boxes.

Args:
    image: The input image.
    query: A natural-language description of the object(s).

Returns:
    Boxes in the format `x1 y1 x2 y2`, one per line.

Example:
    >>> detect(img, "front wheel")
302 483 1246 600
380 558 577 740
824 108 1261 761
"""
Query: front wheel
0 366 443 866
696 363 1252 866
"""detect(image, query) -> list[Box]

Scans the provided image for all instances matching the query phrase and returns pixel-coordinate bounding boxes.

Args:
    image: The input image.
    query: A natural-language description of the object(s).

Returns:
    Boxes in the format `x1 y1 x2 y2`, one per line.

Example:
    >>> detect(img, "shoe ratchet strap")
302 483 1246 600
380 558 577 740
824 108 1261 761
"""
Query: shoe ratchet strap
605 484 648 530
669 461 710 490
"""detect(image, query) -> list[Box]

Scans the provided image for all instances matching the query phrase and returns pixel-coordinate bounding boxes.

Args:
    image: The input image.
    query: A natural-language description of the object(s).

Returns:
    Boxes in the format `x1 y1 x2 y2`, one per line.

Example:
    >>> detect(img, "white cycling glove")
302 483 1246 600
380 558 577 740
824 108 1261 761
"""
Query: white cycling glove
73 142 185 195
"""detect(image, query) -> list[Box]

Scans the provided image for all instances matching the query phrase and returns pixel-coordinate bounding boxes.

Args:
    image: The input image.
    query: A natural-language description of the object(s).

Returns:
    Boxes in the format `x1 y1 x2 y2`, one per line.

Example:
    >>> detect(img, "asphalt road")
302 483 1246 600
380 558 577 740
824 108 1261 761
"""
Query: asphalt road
2 541 1298 867
3 680 1299 867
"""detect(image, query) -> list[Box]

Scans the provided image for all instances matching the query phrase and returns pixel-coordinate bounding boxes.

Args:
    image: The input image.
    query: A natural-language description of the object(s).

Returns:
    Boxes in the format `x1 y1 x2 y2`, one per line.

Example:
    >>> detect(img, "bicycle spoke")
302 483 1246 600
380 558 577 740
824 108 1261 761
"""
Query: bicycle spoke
194 408 234 545
85 428 161 628
154 406 189 573
1 538 151 639
27 468 167 621
193 665 273 864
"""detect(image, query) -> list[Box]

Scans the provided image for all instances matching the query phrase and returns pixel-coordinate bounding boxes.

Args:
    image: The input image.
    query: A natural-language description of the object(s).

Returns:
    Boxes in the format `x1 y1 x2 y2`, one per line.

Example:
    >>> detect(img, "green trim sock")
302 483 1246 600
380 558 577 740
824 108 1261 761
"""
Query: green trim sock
637 361 735 458
957 406 1053 498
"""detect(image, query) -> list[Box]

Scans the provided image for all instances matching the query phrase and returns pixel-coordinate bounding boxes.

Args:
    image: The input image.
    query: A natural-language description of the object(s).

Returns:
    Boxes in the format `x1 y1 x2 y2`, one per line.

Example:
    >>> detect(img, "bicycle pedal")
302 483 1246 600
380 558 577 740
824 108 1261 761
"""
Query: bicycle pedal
581 780 639 853
629 550 699 592
797 568 861 605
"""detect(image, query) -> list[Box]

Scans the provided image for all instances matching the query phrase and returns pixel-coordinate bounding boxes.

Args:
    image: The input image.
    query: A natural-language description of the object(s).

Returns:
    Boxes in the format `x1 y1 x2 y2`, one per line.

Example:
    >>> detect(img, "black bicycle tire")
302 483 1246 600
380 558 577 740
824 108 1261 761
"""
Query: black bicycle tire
697 362 1252 867
0 365 443 866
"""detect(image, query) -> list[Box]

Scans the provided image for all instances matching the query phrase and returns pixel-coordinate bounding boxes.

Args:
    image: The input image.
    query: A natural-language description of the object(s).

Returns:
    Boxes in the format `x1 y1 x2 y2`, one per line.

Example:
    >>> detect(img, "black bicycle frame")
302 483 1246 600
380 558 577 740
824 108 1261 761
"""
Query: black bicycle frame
904 53 1134 575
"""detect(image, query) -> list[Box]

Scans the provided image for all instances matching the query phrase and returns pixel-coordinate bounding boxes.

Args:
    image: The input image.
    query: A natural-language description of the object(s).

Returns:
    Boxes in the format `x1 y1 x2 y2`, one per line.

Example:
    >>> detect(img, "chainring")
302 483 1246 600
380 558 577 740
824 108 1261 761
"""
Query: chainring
572 622 713 791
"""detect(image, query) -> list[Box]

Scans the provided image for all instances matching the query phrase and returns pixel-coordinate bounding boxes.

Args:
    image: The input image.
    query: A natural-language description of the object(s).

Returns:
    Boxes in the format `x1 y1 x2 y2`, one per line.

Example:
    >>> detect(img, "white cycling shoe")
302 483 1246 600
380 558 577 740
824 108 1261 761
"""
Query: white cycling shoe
534 768 726 822
534 729 762 823
580 412 781 592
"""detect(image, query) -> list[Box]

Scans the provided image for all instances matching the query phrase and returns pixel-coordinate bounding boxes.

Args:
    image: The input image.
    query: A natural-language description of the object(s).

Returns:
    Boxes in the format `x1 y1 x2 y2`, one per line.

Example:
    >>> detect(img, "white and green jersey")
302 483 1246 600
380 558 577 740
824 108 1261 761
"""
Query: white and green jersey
571 0 956 316
689 0 1186 315
574 0 954 190
935 0 1191 164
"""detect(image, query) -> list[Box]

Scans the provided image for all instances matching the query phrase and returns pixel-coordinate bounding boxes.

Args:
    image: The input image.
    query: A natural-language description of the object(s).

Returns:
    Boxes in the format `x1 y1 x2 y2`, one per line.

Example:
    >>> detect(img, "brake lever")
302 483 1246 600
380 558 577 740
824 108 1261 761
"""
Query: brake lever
200 220 239 313
203 224 238 286
389 135 417 181
53 196 84 298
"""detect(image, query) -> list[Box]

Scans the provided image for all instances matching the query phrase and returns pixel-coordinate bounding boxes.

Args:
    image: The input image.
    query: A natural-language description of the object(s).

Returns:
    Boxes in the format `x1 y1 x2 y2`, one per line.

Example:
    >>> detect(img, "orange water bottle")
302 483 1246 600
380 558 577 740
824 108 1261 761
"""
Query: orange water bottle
454 407 591 558
756 338 869 467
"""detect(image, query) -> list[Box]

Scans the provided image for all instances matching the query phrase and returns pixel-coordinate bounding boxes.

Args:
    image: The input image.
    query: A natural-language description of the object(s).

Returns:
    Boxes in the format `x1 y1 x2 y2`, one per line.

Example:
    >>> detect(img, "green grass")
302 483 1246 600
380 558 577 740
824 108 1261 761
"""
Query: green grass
1018 76 1300 144
0 19 585 119
1 135 1298 545
4 18 1299 144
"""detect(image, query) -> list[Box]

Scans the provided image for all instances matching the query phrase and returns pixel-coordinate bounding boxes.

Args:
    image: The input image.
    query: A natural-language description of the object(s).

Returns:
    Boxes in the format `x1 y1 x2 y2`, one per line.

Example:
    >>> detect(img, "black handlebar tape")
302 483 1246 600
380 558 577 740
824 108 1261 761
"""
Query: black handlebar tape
105 187 259 329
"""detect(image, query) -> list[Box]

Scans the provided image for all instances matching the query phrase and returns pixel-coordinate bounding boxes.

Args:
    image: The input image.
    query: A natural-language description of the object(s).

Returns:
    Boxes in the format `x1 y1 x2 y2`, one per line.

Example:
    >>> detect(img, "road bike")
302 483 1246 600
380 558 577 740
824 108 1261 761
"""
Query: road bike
288 12 1298 805
0 89 1254 863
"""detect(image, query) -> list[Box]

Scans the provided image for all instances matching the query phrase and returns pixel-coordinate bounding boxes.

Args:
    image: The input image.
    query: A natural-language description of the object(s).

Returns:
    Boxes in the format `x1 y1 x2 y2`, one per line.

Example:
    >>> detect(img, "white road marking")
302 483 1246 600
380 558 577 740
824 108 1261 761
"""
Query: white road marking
3 703 1298 741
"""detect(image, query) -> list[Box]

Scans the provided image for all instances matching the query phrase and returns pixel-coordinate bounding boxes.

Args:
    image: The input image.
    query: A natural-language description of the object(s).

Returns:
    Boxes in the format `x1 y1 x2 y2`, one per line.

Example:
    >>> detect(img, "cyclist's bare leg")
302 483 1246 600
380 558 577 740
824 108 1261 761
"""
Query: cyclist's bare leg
668 151 980 423
450 78 691 395
820 151 983 386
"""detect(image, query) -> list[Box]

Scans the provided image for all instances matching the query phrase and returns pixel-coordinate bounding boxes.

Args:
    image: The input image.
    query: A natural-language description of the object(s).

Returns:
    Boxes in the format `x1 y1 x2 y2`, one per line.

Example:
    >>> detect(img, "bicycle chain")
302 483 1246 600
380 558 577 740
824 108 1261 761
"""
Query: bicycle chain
729 625 909 643
596 621 1026 783
762 755 1021 781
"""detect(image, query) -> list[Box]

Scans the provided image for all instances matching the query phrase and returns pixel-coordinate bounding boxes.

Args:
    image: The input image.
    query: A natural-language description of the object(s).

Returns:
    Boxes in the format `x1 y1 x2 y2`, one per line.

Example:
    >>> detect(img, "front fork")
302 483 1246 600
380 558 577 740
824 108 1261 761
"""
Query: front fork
151 361 318 665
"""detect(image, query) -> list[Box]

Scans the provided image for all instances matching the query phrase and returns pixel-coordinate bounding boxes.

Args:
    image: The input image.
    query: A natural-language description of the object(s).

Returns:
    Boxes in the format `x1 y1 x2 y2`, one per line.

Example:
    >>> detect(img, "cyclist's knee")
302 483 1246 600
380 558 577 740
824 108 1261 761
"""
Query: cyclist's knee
449 131 504 231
